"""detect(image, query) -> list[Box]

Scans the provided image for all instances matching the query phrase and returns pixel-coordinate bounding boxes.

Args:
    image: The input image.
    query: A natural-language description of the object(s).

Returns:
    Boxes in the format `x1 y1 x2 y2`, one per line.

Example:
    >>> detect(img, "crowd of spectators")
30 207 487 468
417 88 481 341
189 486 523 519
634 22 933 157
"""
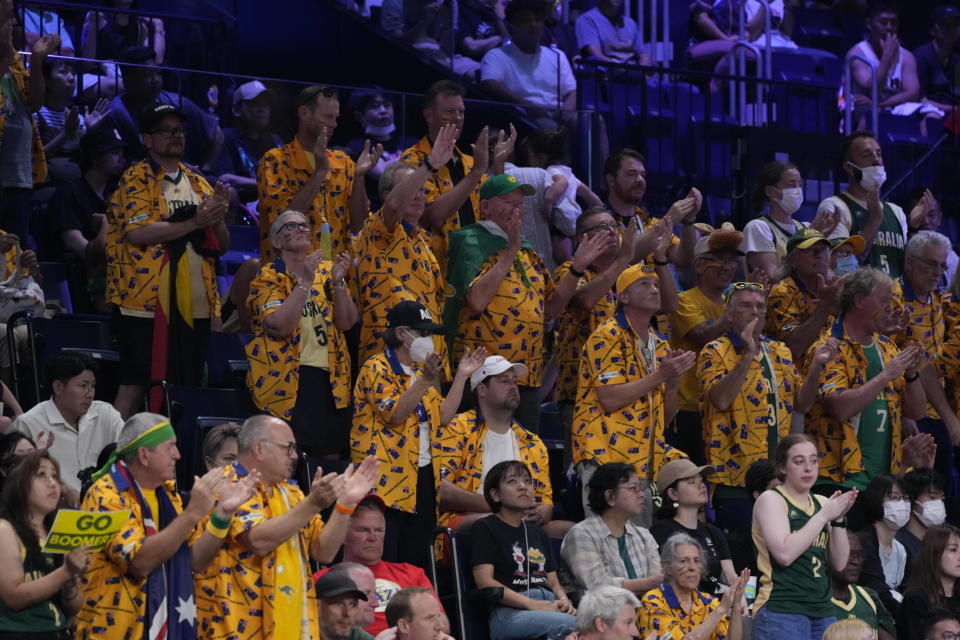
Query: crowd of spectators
3 0 960 640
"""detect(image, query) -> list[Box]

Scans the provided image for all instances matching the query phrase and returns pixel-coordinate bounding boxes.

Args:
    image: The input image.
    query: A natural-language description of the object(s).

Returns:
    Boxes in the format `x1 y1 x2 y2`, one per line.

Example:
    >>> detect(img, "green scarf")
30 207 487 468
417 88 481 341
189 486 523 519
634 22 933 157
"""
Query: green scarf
442 223 533 347
90 421 177 483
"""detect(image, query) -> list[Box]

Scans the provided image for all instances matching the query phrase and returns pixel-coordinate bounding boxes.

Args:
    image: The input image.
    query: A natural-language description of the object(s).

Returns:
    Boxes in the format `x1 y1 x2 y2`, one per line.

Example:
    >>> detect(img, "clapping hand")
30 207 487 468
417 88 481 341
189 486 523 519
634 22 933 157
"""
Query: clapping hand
336 456 380 506
572 227 614 272
908 188 937 229
470 126 490 175
659 349 697 382
810 337 839 368
492 123 518 169
903 433 937 470
356 139 385 176
822 489 858 521
312 127 330 175
739 317 761 355
30 33 61 59
456 346 488 380
218 469 261 514
428 123 458 169
745 266 770 289
422 351 444 381
301 249 324 285
188 467 227 517
331 251 351 284
308 466 340 510
83 98 110 130
811 206 841 237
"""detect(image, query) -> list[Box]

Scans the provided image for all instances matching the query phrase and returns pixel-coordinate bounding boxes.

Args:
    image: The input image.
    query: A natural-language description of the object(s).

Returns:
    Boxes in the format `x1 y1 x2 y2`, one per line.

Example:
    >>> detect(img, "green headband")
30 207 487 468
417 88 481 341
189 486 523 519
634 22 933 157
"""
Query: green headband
90 420 177 483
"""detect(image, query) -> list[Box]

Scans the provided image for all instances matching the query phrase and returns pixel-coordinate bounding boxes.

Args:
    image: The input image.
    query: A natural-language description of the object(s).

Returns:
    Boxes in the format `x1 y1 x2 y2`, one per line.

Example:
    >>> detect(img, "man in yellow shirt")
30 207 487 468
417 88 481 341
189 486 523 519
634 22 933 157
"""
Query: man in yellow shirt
666 227 742 464
355 124 457 366
807 268 927 489
106 103 231 419
256 85 380 259
445 175 565 433
194 414 379 640
765 228 850 364
435 355 559 536
400 80 489 271
573 264 696 523
699 282 836 531
77 412 258 640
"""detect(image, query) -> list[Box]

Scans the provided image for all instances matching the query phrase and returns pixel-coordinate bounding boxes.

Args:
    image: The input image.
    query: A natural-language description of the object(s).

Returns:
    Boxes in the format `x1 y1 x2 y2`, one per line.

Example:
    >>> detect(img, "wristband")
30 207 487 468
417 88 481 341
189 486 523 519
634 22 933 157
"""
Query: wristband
335 503 357 515
206 519 229 539
209 510 232 530
424 156 440 173
905 370 920 383
831 517 848 528
653 259 669 266
569 265 585 278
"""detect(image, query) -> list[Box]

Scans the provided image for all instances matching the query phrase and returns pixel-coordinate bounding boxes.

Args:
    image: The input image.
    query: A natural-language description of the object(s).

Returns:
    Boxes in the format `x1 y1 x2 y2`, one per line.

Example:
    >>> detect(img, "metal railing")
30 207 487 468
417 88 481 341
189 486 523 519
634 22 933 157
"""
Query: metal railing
739 0 773 81
729 40 764 126
844 53 880 137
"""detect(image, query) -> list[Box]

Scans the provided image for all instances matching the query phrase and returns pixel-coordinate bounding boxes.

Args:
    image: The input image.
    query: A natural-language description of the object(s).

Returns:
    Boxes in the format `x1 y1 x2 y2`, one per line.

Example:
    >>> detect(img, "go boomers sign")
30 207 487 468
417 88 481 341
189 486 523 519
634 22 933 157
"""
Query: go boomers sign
42 509 132 553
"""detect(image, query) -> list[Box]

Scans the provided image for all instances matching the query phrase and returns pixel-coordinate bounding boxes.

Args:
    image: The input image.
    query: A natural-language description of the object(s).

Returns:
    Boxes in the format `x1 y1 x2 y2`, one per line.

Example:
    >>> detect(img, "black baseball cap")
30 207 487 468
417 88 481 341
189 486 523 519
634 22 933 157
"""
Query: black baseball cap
140 103 186 133
80 126 126 157
386 300 445 332
934 4 960 22
314 572 368 600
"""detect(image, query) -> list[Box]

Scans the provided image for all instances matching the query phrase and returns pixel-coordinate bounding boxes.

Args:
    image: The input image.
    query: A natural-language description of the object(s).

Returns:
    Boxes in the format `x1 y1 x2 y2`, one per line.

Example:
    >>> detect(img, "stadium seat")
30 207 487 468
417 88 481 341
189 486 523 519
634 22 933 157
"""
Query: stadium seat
38 262 73 314
220 224 260 275
206 331 252 389
193 415 241 476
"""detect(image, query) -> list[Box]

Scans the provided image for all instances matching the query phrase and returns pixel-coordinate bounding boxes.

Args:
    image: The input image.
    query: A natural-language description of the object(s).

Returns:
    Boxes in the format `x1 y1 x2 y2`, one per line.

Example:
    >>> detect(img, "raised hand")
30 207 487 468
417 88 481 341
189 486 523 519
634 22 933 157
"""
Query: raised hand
309 467 340 510
312 128 330 175
337 456 380 506
665 191 700 226
650 218 673 262
428 123 458 169
331 251 351 284
218 469 261 513
903 433 937 470
811 206 841 236
422 351 444 381
356 139 385 176
30 33 61 59
492 123 518 169
878 306 911 336
301 249 324 285
456 346 488 379
64 107 80 137
572 228 613 272
470 126 490 175
504 204 523 253
659 349 697 382
882 342 922 380
908 188 936 229
810 337 839 368
821 489 858 521
83 98 111 130
814 273 846 315
188 467 227 517
739 317 760 355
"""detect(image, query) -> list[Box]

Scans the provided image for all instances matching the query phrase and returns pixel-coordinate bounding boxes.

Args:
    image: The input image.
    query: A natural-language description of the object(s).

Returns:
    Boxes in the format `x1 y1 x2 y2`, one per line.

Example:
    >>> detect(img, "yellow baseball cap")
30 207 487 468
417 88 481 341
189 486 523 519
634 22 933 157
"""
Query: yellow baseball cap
616 264 658 294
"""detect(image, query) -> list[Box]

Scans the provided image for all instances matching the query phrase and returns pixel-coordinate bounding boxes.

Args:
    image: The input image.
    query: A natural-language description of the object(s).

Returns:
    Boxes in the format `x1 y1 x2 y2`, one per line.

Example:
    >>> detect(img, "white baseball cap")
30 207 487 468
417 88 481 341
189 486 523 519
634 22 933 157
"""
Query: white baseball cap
470 355 529 391
234 80 273 104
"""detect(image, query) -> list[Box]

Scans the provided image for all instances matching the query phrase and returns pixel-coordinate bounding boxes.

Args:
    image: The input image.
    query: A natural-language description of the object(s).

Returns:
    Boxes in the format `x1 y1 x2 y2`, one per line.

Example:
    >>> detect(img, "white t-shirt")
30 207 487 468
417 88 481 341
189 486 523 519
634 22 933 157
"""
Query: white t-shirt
817 194 908 241
504 162 556 272
546 164 583 238
481 43 577 110
480 428 519 491
12 399 123 491
741 216 807 254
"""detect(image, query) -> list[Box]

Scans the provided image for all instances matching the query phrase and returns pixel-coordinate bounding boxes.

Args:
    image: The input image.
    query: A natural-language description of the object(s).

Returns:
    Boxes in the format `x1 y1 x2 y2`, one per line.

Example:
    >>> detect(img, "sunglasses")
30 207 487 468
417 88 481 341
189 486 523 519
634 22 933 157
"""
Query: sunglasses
724 281 767 301
298 85 338 106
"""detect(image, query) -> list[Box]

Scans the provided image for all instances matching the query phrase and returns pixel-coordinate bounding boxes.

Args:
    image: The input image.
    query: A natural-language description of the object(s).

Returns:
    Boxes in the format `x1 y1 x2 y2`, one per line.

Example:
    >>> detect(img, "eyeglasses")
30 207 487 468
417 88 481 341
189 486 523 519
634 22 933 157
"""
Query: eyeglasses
912 256 950 272
264 441 298 456
280 222 310 234
583 222 618 235
886 492 908 502
151 126 186 138
298 85 338 106
938 633 960 640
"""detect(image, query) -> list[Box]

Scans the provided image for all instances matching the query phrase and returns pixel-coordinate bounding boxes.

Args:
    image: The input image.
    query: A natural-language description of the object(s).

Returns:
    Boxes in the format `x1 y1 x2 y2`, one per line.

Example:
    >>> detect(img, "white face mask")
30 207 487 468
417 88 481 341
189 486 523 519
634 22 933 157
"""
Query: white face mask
408 331 435 362
915 499 947 528
883 500 911 530
851 163 887 191
363 122 396 138
775 187 803 216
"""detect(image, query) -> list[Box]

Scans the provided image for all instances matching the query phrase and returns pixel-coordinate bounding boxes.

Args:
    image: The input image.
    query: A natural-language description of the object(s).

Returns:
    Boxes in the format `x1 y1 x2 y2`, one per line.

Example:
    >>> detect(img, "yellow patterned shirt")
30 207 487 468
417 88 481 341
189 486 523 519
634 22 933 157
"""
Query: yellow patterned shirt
351 349 445 514
195 462 325 640
105 159 219 314
807 318 905 484
935 325 960 417
355 209 447 368
699 334 801 488
572 312 685 478
669 287 726 412
450 244 552 389
765 275 830 344
638 583 730 640
434 409 552 527
256 137 356 259
553 261 618 404
245 257 352 420
892 277 946 418
399 136 485 272
0 53 47 184
76 471 198 640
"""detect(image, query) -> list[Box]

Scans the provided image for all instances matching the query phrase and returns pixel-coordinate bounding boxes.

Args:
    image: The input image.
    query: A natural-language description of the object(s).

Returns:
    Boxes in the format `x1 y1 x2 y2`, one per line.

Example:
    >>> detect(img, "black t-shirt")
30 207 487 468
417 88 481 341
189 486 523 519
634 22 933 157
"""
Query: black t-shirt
726 523 758 577
915 41 960 106
212 127 283 201
897 588 960 640
39 176 107 261
651 518 731 594
469 515 556 592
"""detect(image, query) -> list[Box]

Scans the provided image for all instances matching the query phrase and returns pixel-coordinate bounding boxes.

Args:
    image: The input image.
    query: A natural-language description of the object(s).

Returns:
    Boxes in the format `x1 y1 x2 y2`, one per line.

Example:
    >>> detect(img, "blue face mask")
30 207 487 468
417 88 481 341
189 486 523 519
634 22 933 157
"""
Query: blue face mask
834 255 858 276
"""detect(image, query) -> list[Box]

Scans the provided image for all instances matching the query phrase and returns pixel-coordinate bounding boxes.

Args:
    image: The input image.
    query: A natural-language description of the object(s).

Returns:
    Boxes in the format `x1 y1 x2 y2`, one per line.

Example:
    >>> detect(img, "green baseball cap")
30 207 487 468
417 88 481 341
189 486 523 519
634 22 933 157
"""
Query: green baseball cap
479 174 535 201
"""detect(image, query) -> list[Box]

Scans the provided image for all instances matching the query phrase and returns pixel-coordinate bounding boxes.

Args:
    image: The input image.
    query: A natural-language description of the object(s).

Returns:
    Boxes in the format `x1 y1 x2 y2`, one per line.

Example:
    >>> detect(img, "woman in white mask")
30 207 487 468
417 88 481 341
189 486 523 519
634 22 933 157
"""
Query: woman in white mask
856 474 911 617
743 161 839 280
897 469 948 566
